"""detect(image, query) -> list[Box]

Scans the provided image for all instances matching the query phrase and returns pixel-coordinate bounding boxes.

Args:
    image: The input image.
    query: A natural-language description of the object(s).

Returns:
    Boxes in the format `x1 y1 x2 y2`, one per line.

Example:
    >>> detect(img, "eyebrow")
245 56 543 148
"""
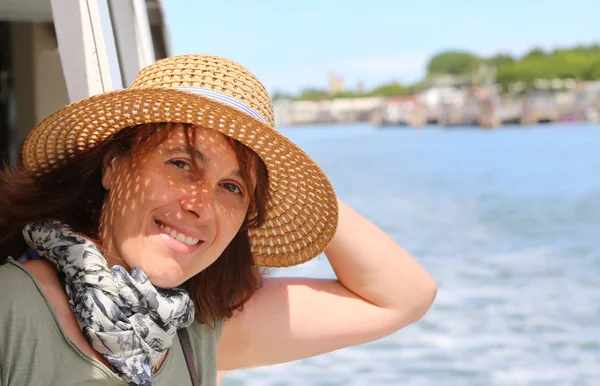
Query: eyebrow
165 147 244 179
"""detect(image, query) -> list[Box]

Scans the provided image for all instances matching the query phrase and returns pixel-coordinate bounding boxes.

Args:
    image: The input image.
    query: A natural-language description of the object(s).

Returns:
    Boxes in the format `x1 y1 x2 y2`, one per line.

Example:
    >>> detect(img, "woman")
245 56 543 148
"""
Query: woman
0 54 437 386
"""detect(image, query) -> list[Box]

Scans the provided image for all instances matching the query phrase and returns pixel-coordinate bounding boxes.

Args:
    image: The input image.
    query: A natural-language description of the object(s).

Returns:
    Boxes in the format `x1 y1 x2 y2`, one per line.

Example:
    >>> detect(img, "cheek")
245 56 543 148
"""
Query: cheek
104 171 165 240
108 169 144 218
114 167 174 213
216 200 249 239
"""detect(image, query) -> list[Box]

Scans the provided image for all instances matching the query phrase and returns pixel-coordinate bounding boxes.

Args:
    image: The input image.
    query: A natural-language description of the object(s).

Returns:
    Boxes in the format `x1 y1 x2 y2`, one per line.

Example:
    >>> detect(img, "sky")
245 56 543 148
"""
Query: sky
162 0 600 95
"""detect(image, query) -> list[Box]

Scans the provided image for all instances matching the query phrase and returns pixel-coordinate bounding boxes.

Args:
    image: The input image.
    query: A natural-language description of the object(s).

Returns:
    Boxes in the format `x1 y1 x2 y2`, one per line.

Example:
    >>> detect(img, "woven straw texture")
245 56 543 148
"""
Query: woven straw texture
21 54 338 267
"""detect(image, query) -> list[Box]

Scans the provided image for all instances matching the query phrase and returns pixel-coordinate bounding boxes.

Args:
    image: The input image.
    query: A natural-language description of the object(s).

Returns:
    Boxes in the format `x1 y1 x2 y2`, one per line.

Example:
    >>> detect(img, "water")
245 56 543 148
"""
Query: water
222 123 600 386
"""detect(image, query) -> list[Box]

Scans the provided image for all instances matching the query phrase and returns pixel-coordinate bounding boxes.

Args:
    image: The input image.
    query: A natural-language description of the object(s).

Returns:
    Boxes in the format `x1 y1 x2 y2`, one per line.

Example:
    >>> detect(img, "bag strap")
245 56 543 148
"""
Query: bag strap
178 328 201 386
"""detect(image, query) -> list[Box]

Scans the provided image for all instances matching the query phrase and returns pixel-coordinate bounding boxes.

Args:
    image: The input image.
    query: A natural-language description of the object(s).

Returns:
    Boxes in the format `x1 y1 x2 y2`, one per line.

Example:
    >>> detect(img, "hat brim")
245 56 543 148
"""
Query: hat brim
22 87 339 267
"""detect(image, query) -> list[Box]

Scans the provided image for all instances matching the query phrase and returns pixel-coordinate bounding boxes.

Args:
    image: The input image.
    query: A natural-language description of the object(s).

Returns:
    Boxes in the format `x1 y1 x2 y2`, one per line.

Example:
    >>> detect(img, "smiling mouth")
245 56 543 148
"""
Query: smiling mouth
155 220 201 246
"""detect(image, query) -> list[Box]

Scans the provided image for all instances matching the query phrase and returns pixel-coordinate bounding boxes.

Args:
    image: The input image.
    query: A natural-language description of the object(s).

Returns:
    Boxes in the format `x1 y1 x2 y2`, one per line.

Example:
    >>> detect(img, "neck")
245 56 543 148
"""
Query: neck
98 203 131 272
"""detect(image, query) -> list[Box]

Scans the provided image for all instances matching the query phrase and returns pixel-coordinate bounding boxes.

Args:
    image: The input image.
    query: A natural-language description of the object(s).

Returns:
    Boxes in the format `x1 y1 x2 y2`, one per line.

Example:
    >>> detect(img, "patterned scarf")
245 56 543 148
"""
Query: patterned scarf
22 221 196 386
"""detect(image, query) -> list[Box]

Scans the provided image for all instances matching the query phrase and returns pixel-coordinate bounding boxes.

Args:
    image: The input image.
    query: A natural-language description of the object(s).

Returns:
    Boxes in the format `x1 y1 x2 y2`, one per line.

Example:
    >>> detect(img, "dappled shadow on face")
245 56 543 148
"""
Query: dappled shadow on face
97 124 254 286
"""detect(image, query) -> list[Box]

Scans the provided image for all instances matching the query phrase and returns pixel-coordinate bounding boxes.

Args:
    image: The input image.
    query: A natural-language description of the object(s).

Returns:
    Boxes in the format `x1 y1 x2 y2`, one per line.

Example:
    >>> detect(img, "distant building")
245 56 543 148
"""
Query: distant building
328 72 344 94
356 81 365 95
274 97 384 126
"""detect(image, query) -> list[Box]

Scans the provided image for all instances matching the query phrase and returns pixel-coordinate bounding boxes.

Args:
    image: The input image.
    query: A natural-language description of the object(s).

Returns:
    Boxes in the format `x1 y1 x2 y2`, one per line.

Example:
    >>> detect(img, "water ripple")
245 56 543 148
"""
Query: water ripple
223 124 600 386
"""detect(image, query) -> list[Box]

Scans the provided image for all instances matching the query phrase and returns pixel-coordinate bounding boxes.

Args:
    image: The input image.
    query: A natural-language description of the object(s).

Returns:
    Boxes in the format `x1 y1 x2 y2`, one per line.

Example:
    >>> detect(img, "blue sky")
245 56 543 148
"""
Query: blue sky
162 0 599 94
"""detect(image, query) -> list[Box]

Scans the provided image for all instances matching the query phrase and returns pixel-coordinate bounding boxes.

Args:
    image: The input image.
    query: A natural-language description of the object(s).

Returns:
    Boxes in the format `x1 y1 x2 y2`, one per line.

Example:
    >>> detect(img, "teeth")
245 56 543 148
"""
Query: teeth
156 221 200 246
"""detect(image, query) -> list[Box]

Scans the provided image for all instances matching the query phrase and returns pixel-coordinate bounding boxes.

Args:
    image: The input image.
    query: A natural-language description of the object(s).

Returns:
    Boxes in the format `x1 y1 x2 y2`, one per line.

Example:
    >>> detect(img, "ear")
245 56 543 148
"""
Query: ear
101 148 119 190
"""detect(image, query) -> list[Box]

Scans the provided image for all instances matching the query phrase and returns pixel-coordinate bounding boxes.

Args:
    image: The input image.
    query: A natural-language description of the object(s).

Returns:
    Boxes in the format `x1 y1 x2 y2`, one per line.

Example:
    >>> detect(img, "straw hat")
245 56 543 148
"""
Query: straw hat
21 54 338 267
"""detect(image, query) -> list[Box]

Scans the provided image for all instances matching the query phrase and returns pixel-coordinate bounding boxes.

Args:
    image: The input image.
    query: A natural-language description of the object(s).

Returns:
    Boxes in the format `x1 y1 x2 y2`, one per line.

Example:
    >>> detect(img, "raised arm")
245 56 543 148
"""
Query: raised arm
217 200 437 370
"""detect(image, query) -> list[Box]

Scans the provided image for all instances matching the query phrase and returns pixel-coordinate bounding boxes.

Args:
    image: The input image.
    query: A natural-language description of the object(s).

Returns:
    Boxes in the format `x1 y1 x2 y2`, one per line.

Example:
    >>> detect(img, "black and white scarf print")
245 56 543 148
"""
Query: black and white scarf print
22 221 196 386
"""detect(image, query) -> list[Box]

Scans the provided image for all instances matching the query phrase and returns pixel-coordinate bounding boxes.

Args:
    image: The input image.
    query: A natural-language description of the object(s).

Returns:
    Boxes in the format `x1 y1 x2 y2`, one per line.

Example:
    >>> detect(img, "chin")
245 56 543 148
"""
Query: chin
117 241 215 289
116 252 185 289
142 262 191 289
150 277 187 289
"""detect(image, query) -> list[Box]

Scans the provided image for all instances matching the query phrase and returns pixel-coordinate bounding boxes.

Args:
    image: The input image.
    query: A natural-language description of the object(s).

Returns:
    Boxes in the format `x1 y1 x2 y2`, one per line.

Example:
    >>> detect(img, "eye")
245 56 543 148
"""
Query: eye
168 159 192 171
221 182 243 196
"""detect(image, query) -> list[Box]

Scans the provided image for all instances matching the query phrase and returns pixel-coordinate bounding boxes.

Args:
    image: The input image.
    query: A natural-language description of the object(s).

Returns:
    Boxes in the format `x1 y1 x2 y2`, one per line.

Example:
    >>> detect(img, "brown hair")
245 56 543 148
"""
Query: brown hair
0 123 269 324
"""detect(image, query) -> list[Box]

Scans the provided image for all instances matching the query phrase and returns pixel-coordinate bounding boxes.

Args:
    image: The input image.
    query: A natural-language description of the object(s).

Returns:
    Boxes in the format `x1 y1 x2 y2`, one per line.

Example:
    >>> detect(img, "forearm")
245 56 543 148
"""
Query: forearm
325 200 437 318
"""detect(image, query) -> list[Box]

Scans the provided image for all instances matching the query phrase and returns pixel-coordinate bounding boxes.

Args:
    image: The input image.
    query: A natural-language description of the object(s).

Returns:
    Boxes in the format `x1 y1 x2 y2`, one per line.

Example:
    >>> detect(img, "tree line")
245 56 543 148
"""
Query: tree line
274 44 600 101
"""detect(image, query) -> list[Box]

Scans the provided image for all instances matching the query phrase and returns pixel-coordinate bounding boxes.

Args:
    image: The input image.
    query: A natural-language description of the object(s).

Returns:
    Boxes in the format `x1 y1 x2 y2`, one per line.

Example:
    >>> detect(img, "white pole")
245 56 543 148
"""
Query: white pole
109 0 156 86
50 0 124 102
132 0 156 66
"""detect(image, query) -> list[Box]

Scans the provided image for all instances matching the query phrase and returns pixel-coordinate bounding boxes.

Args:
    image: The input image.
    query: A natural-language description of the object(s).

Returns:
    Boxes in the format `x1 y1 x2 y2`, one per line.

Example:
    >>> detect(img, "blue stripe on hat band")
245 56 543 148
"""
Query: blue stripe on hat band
177 87 268 124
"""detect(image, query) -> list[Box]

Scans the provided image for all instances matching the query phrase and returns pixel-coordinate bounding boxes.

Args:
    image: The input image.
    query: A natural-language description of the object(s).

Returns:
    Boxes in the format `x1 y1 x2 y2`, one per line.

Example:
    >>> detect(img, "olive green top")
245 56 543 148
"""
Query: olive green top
0 259 223 386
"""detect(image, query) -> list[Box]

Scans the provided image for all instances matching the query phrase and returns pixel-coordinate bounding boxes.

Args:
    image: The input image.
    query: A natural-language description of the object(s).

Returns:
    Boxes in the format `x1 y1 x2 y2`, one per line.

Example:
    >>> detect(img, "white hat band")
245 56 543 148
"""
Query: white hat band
178 87 268 124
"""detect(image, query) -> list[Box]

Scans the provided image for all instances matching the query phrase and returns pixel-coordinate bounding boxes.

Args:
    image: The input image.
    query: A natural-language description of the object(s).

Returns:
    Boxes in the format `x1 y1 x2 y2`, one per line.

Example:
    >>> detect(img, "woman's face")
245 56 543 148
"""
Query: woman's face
99 126 253 288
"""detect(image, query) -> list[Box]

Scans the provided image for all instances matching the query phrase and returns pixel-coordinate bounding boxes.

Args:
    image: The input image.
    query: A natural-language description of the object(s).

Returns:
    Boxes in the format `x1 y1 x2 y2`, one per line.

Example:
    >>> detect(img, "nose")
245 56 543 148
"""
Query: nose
180 181 216 222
